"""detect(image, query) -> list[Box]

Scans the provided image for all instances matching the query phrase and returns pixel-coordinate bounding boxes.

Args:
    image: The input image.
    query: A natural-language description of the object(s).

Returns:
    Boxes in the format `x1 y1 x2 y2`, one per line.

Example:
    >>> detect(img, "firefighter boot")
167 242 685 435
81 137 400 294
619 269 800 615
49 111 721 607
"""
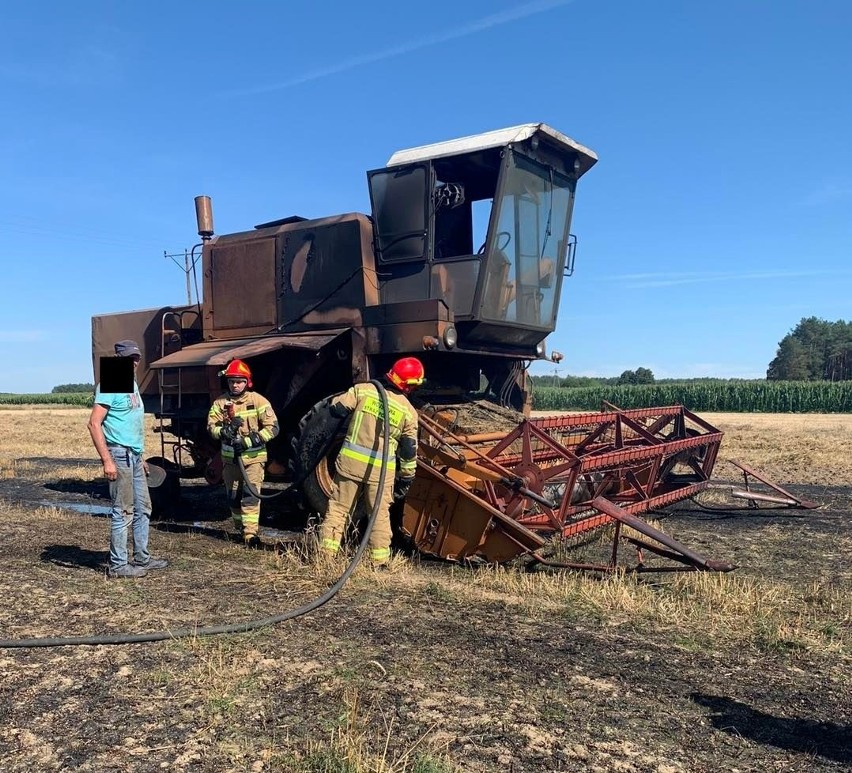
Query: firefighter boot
370 547 392 570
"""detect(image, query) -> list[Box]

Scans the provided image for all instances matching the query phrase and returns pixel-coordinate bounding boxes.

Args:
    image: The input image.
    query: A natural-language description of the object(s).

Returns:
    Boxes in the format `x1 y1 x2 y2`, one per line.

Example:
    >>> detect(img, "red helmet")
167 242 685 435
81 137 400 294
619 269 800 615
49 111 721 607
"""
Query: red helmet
220 359 252 387
387 357 425 393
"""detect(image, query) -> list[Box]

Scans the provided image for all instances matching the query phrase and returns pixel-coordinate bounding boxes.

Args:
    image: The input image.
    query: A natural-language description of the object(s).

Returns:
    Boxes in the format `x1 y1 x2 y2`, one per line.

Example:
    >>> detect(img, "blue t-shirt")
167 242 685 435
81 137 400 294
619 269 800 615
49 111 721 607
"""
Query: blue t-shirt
94 382 145 454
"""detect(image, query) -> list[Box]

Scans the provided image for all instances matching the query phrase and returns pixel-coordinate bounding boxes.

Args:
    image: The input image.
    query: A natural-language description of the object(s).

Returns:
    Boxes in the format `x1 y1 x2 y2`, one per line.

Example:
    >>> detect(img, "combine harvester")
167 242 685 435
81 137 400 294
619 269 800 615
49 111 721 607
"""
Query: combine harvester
93 124 808 574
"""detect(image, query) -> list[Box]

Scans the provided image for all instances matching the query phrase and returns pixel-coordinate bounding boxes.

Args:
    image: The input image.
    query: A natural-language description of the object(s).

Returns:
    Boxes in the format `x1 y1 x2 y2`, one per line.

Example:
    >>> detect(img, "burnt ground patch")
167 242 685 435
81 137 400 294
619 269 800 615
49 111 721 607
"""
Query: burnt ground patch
0 462 849 772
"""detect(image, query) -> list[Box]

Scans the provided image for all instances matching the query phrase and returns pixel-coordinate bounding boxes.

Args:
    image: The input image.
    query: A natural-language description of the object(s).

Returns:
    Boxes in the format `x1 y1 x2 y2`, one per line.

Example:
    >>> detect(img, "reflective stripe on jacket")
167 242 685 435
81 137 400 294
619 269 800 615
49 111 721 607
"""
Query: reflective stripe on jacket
333 383 418 484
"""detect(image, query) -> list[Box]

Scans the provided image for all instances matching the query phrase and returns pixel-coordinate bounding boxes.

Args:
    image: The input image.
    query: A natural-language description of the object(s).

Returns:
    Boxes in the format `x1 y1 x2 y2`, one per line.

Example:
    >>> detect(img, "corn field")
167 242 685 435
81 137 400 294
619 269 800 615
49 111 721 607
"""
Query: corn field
532 381 852 413
4 382 852 413
0 393 93 407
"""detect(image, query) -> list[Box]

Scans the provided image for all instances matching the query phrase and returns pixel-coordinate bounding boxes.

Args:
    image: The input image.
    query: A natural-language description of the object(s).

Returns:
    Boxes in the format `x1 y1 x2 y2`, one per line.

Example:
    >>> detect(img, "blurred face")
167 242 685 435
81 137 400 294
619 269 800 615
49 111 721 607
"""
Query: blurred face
227 377 248 395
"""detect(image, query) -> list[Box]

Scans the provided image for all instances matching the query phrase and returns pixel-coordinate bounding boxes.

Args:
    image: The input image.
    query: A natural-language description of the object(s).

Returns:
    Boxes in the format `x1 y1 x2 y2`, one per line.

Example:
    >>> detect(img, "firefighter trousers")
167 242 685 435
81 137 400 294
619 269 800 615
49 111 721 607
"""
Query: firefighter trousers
319 472 394 564
222 458 264 539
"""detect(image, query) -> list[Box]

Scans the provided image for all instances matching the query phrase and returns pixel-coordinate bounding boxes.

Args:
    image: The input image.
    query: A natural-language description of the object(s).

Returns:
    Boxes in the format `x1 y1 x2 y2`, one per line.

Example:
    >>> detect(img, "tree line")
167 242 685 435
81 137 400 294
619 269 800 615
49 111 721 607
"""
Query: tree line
534 317 851 386
51 383 94 393
766 317 852 381
531 368 657 388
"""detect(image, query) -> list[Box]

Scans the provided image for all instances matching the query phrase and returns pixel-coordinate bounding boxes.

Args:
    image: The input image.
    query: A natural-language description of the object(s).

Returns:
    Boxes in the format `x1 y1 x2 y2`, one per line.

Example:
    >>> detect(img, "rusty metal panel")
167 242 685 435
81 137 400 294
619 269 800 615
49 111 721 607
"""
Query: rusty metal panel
209 238 276 331
278 218 371 331
149 330 348 369
401 463 545 562
92 304 199 395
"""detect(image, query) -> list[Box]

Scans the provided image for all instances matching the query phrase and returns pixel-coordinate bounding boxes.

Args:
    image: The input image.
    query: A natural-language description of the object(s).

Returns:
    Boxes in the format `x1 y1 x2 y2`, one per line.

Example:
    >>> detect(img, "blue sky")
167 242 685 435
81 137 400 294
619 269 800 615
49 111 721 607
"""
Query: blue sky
1 0 850 392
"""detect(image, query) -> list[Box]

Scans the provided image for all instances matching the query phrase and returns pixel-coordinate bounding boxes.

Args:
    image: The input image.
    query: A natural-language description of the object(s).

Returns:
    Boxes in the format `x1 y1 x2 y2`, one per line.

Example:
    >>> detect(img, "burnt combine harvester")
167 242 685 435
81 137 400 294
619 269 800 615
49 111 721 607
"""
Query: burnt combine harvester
93 123 737 573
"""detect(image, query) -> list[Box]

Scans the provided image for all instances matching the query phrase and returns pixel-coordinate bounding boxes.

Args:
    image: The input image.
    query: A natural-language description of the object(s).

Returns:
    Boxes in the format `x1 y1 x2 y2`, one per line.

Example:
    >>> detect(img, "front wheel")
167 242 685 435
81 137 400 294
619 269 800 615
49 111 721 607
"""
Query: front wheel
290 397 347 515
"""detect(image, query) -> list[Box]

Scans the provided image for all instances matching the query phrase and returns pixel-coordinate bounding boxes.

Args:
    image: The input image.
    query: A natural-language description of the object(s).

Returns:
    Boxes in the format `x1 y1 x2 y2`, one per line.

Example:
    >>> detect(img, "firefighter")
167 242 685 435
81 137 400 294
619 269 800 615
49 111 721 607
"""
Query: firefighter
318 357 423 568
207 359 279 546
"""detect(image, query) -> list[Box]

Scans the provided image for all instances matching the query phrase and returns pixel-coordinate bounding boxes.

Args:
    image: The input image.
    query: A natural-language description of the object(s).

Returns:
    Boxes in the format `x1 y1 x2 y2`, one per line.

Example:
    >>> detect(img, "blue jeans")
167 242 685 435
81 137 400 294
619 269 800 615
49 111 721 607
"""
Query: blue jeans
108 445 152 569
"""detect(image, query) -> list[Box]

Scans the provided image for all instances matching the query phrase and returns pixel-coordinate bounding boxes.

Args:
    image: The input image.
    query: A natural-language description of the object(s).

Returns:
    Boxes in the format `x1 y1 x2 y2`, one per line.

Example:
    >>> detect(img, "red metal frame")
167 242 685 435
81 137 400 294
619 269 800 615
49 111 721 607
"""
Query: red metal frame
482 406 722 540
413 405 731 570
726 459 819 510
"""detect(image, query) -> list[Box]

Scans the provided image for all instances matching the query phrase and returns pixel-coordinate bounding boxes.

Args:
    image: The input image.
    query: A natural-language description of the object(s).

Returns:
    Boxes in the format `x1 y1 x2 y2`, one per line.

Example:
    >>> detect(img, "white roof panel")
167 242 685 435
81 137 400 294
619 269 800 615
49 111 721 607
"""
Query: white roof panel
386 123 598 175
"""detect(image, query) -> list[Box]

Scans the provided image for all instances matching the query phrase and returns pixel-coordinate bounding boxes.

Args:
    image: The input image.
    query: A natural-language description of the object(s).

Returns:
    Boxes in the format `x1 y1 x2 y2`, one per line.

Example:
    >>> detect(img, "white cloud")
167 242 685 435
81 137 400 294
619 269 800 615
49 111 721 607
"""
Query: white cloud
223 0 575 96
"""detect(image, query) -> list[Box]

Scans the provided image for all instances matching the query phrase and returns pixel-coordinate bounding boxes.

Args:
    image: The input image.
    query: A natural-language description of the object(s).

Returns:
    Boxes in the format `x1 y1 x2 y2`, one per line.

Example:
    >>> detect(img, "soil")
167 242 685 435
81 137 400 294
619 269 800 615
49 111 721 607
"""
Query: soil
0 456 850 772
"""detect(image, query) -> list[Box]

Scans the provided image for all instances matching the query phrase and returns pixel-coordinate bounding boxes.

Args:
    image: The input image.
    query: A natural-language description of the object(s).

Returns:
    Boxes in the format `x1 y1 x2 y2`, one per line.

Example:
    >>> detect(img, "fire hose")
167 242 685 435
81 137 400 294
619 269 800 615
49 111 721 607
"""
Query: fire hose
0 380 392 649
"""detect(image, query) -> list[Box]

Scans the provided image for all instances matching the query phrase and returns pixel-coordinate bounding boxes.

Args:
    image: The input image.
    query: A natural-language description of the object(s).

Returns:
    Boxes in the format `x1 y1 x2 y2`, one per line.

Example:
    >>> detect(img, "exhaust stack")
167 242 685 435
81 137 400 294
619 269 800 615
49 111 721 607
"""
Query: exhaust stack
194 195 214 241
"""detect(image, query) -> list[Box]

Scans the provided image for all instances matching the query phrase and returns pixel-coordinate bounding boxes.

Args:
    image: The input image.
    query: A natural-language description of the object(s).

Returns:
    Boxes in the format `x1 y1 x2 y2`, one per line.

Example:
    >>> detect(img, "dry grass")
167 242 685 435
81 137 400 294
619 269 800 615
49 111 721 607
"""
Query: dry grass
275 686 458 773
703 412 852 485
0 408 849 659
4 407 850 485
1 407 850 771
378 562 850 656
0 407 97 459
0 407 162 480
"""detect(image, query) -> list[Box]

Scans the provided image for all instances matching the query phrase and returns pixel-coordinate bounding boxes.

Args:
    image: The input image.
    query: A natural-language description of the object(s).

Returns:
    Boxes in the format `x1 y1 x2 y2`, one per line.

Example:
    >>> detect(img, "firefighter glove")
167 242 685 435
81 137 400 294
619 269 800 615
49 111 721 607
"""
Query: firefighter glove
247 431 264 449
393 477 413 501
230 435 247 452
220 424 238 445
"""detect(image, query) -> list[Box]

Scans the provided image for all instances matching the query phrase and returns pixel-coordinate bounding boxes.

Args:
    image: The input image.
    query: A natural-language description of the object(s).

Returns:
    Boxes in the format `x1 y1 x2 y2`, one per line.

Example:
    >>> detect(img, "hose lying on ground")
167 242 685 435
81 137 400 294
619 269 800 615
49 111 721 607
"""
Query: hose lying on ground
0 381 391 649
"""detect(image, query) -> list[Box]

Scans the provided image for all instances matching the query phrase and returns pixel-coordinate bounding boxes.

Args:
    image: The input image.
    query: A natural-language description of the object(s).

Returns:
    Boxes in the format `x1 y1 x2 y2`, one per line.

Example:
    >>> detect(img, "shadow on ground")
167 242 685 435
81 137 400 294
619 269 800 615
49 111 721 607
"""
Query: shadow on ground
40 544 107 572
691 693 852 764
44 480 107 498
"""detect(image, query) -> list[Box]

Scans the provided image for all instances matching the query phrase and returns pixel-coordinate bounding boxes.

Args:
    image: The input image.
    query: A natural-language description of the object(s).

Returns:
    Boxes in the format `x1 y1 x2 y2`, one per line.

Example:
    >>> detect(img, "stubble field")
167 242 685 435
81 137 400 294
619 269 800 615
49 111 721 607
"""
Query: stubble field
0 407 849 772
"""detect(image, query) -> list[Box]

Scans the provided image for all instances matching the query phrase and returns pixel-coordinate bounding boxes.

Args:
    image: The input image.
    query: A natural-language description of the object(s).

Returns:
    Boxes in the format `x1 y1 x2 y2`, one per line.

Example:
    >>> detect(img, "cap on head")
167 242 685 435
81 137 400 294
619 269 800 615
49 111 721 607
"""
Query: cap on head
219 359 253 388
387 357 425 394
114 339 142 358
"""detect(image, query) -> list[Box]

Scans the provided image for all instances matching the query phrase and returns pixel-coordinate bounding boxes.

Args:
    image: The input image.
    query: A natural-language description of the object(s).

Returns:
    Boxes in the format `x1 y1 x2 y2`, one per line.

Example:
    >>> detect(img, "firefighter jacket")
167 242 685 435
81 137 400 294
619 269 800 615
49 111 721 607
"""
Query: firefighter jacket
207 390 279 463
332 382 418 484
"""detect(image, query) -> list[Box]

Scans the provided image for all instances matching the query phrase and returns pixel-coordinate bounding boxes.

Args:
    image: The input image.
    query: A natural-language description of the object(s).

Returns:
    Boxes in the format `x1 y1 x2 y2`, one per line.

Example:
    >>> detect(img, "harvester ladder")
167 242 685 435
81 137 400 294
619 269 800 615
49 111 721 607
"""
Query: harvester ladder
156 310 199 467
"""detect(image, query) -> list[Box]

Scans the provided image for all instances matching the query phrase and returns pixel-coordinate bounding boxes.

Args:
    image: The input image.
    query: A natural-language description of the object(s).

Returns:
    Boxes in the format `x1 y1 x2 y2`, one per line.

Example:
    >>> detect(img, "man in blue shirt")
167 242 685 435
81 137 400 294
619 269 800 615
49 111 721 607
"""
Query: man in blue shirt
88 339 168 579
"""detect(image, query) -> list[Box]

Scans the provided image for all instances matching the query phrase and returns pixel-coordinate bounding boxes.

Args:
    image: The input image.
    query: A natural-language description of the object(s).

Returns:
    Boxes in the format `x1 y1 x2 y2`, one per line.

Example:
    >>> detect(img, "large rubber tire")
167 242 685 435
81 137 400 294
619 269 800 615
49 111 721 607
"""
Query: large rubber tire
290 398 348 515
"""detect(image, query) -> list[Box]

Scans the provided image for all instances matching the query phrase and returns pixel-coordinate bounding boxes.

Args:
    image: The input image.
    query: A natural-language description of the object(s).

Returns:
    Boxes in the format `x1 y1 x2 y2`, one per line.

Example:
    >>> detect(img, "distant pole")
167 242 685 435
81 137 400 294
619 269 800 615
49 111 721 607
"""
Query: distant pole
164 249 194 305
184 249 192 305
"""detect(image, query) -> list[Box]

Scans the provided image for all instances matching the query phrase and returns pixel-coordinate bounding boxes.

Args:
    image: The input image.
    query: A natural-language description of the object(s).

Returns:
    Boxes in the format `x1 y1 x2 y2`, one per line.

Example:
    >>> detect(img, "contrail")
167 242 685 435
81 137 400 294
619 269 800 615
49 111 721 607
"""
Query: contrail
605 269 852 290
222 0 575 97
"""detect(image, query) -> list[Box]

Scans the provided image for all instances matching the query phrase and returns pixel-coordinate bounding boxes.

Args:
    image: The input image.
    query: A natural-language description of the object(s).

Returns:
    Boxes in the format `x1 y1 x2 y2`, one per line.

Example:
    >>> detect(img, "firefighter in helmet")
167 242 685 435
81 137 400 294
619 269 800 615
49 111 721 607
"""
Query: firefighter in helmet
318 357 423 568
207 359 280 546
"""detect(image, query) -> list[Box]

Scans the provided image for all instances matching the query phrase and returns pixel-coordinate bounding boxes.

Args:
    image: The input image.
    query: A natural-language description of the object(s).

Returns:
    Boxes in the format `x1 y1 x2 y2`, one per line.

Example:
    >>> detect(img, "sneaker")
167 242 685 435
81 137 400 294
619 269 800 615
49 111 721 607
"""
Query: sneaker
134 557 169 570
108 564 148 579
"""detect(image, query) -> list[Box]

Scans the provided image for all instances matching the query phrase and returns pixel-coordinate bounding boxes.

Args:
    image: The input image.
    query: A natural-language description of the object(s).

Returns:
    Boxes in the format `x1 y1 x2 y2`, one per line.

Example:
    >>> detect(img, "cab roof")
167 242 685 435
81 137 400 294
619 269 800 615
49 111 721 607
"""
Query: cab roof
386 123 598 177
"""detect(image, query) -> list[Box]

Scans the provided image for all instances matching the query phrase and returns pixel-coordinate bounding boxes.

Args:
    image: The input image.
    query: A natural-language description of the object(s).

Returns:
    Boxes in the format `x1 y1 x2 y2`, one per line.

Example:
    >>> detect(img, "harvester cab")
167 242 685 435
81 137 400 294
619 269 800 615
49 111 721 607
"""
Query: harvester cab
367 123 597 352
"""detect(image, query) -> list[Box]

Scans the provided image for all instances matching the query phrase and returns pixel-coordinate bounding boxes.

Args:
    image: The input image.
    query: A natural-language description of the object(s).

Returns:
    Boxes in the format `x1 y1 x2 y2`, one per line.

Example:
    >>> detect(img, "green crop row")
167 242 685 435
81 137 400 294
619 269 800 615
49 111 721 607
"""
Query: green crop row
5 381 851 413
0 392 94 407
532 381 852 413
